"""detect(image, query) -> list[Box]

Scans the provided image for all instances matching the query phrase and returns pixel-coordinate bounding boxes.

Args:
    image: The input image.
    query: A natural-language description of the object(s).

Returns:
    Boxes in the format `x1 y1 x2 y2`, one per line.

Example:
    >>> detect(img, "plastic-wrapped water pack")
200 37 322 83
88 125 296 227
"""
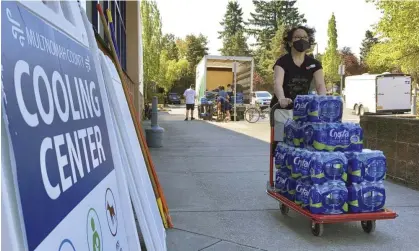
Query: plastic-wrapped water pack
275 173 297 201
293 95 314 123
295 179 312 209
302 122 363 152
308 95 343 123
347 181 386 213
309 181 349 214
275 169 289 194
284 119 303 147
274 143 291 170
345 149 386 183
310 152 348 185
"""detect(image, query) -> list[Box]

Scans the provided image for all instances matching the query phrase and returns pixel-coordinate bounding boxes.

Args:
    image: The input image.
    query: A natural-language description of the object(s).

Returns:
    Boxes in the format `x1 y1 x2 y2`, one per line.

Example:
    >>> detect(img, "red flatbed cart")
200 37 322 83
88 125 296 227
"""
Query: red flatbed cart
267 103 398 237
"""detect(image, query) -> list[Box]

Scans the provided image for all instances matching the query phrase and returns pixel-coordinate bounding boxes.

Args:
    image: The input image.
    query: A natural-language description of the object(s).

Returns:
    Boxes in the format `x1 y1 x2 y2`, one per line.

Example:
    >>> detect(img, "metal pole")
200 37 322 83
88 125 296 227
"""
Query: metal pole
234 61 237 121
412 86 417 115
250 59 254 94
151 96 158 127
340 75 344 95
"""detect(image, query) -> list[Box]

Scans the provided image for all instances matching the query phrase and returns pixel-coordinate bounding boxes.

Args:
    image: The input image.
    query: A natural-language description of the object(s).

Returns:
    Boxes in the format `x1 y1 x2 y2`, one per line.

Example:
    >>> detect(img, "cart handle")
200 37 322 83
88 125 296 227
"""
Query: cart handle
269 102 293 128
269 103 281 128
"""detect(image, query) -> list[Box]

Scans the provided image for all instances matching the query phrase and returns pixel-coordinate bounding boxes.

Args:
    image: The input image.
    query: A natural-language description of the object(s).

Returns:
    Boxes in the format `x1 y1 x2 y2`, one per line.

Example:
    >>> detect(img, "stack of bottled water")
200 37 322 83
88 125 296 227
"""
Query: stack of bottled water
274 95 387 215
346 150 387 213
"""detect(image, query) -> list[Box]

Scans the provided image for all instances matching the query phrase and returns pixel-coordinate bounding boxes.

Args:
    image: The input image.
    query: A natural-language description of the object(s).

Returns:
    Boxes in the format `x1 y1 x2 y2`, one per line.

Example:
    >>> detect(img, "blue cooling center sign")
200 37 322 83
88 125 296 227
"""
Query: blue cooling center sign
2 2 116 250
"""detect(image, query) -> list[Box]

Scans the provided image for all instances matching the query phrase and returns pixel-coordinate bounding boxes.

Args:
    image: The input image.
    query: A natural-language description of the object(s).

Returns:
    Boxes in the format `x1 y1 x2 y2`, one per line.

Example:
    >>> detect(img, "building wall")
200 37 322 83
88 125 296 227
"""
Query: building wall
125 1 144 114
361 115 419 189
82 0 144 116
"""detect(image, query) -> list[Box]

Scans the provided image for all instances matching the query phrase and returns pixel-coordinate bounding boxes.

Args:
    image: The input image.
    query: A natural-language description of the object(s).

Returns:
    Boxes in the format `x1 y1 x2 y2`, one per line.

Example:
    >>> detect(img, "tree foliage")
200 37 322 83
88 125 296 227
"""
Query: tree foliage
247 0 306 90
220 30 250 56
161 33 179 61
248 0 306 49
218 1 246 39
140 0 162 93
158 50 189 91
184 34 209 73
366 0 419 81
340 47 364 76
218 1 249 56
359 30 378 63
322 13 341 88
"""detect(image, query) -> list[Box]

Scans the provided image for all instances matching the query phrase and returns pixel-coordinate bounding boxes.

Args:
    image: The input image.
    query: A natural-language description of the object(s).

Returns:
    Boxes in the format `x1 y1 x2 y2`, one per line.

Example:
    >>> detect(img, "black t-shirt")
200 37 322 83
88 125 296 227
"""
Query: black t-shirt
270 54 322 109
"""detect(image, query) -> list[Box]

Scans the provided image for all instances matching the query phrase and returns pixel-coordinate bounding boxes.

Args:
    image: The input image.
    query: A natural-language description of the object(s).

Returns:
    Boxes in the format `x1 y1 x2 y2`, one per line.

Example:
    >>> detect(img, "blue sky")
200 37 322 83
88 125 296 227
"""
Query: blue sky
157 0 382 58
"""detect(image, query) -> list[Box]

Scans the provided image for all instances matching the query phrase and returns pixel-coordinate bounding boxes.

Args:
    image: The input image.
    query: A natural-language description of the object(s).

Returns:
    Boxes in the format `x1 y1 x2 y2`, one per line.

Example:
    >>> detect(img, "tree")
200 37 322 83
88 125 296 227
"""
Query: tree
322 13 341 89
255 23 287 84
359 30 378 63
158 50 189 91
161 33 179 61
218 1 249 56
315 52 324 63
184 34 209 73
220 31 250 56
247 0 306 89
340 47 364 75
366 0 419 81
268 23 287 64
168 34 209 93
175 38 188 59
247 0 306 50
218 1 246 39
141 0 162 97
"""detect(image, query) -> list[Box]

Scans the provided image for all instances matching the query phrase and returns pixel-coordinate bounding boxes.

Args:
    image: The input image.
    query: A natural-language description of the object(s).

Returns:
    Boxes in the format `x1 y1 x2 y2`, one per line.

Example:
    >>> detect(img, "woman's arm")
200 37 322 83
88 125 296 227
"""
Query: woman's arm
274 65 292 108
313 69 327 95
274 65 286 99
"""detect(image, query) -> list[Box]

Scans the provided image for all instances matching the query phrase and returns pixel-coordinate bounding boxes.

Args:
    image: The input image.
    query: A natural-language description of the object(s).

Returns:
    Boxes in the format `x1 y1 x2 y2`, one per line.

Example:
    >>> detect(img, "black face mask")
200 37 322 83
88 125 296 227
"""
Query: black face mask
293 39 311 52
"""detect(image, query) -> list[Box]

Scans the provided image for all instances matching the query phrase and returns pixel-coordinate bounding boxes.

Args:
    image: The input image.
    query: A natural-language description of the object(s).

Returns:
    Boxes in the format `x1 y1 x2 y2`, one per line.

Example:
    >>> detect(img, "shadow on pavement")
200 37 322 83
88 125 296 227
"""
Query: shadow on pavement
145 112 419 251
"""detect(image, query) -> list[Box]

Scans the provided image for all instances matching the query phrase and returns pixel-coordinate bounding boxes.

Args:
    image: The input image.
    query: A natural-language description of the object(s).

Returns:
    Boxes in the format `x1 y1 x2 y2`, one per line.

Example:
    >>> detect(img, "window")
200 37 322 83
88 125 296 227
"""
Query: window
256 92 272 98
90 0 126 70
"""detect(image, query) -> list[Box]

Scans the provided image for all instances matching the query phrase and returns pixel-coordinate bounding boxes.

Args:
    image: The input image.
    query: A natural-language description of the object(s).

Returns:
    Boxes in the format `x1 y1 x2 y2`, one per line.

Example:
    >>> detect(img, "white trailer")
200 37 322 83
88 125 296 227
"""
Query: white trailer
344 73 412 115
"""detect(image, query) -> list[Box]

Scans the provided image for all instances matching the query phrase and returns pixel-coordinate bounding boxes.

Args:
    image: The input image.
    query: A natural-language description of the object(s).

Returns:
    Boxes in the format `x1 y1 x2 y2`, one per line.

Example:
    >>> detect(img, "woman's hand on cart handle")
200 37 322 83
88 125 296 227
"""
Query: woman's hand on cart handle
279 98 293 108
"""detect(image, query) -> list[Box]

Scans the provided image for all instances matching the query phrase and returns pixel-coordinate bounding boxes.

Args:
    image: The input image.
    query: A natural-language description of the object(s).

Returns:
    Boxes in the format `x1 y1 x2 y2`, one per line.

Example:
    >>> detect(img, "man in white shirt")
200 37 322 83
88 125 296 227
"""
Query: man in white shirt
183 85 197 121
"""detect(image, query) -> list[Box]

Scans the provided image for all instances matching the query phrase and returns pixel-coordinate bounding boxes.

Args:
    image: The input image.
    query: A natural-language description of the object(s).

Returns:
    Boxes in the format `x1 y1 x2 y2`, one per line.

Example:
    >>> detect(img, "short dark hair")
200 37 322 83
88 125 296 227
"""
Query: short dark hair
283 26 316 53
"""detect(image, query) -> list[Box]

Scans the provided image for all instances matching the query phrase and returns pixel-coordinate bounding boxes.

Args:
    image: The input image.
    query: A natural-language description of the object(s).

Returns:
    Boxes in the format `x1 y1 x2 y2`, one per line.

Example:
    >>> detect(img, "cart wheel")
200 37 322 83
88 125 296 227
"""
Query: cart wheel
361 220 376 233
311 222 324 237
280 203 289 215
354 104 359 115
359 105 365 116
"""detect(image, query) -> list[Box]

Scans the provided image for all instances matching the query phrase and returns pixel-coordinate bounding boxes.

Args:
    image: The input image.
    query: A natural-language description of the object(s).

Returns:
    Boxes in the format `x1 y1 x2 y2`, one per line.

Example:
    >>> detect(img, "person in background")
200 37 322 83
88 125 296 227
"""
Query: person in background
271 25 327 142
217 86 231 122
227 84 235 93
183 85 197 121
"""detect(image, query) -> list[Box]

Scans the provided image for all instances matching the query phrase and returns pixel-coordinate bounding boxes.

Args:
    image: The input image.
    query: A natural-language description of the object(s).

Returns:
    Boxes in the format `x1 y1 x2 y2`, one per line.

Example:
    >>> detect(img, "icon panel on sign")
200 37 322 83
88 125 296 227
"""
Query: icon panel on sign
105 188 118 236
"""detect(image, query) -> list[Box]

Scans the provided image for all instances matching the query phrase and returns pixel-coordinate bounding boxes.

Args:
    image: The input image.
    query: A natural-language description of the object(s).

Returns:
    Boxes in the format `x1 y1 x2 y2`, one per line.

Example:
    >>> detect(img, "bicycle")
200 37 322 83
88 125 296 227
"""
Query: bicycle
244 104 270 123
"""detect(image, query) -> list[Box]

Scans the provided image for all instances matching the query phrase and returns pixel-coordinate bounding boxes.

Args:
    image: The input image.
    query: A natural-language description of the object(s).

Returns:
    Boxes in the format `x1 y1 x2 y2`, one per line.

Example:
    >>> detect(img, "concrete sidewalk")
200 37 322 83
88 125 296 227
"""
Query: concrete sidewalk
148 112 419 251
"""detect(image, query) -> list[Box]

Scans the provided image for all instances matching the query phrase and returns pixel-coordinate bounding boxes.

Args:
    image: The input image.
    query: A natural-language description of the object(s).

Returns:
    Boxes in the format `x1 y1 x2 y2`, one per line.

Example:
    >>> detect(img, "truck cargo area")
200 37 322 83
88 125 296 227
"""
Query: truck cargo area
195 55 254 121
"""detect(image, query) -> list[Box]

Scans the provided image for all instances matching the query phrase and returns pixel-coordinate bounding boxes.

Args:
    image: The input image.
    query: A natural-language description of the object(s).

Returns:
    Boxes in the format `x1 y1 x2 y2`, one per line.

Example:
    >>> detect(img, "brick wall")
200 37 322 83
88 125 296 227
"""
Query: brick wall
360 115 419 189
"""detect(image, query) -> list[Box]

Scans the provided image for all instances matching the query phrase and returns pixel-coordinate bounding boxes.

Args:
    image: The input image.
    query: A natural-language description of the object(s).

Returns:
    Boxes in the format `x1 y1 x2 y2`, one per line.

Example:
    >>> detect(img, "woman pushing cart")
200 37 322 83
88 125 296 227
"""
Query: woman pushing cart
267 26 397 237
270 25 327 141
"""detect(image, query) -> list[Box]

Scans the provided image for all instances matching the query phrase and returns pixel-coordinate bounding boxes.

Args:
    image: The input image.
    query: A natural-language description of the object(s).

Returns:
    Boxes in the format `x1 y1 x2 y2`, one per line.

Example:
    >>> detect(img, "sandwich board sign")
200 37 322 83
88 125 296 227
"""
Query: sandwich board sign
1 1 137 250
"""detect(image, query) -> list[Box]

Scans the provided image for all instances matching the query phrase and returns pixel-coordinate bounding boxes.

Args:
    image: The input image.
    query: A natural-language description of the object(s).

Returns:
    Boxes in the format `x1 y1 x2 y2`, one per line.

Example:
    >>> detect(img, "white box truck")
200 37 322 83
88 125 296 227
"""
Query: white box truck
195 55 254 120
344 73 412 115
